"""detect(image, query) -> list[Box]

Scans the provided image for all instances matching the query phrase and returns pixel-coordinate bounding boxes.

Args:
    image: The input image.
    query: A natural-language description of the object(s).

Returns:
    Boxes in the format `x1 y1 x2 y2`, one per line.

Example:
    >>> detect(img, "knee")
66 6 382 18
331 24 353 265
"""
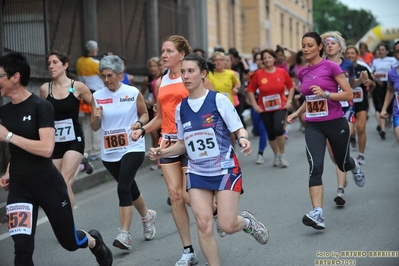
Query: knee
196 216 214 236
219 219 237 235
168 187 184 203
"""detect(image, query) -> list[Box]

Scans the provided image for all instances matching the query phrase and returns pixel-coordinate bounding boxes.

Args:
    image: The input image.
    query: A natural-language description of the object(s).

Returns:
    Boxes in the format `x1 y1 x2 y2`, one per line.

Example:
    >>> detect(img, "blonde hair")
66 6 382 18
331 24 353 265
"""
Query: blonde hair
211 51 225 60
321 31 346 56
147 56 159 67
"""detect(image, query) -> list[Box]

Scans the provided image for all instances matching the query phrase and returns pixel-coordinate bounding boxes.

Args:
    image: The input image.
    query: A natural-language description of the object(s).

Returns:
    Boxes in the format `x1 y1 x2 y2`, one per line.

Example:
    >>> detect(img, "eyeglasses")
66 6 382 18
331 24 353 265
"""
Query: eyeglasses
101 73 117 79
0 73 7 77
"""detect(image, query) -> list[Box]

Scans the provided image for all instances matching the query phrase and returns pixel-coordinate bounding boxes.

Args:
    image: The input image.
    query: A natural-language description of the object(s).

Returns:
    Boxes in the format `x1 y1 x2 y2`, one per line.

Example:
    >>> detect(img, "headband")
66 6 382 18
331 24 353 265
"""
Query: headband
323 36 341 46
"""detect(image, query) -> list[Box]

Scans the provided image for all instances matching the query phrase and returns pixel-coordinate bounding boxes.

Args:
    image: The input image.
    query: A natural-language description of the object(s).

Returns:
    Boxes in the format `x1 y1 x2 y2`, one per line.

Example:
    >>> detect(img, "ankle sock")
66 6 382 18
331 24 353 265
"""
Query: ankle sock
142 211 150 220
184 245 194 253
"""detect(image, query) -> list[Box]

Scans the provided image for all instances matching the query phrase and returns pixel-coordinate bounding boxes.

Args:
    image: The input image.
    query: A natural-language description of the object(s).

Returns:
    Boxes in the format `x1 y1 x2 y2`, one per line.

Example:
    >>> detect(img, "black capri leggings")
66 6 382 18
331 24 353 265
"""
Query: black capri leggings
103 152 145 206
305 117 356 187
8 165 88 265
260 109 287 141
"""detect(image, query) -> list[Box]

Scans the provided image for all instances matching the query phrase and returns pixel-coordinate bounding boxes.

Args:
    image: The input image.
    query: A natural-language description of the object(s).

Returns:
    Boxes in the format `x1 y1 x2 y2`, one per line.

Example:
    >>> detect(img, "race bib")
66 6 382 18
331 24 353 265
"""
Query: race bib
374 72 388 82
262 94 282 111
7 203 33 236
305 95 329 118
352 87 363 103
103 127 130 154
160 134 178 150
54 118 76 142
184 128 220 160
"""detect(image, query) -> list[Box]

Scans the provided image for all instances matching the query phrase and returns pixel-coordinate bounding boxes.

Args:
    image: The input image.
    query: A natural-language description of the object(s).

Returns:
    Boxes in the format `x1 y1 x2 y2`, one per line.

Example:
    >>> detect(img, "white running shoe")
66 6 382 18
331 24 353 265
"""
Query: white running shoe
334 189 346 206
351 159 365 187
256 154 264 164
241 210 269 245
302 210 325 230
357 154 365 165
142 210 157 240
213 215 227 237
279 154 289 168
273 155 281 167
113 228 131 250
175 248 199 266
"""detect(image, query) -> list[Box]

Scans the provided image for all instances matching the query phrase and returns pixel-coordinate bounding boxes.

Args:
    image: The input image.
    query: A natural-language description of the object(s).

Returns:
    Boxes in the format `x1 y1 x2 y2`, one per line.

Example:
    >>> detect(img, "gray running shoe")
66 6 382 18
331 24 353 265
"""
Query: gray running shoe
351 160 365 187
213 215 227 237
88 229 113 266
175 248 199 266
142 210 157 240
334 189 346 206
273 155 281 167
113 228 131 250
81 153 94 174
241 210 269 245
256 154 265 164
357 155 365 165
302 210 325 230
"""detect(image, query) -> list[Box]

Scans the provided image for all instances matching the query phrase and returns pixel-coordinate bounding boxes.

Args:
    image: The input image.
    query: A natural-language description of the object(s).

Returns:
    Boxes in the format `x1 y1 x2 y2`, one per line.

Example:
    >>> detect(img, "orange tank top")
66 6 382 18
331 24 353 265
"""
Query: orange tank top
158 70 189 134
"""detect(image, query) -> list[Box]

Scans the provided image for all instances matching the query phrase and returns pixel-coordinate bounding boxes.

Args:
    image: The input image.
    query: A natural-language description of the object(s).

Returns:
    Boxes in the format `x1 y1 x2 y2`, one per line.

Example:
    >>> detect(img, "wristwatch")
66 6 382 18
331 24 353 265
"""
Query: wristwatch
324 91 330 98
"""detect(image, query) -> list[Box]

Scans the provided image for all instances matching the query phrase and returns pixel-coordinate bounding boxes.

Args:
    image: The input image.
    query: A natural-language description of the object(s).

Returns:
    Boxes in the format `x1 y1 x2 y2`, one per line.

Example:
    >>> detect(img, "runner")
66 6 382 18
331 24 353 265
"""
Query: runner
40 51 94 209
0 52 113 266
91 55 156 250
381 40 399 143
149 53 269 266
287 32 366 230
131 35 199 266
247 49 294 168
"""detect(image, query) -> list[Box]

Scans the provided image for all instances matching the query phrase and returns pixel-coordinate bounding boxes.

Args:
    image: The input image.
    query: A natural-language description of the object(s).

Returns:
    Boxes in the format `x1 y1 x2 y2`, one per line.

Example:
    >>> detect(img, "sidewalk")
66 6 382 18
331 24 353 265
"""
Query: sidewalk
0 110 252 224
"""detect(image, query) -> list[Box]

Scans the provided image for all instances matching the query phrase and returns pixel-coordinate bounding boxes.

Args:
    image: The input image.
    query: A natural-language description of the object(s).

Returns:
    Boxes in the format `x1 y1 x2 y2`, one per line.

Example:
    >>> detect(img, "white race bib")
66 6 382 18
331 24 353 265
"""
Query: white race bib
7 203 33 236
374 71 388 81
337 86 349 107
54 118 76 142
352 87 363 103
262 94 282 111
305 95 329 118
184 128 220 160
103 127 130 154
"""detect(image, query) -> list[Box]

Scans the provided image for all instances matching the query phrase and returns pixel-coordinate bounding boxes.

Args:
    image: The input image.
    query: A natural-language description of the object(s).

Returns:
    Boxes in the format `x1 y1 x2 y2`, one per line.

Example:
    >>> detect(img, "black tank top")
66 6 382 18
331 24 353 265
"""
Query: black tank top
46 80 83 139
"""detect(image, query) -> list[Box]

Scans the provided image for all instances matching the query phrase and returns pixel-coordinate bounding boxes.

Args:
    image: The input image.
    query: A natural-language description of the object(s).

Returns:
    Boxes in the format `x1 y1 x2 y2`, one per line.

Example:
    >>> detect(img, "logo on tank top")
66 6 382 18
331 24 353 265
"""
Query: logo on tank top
120 95 135 102
261 78 268 84
183 121 192 130
22 115 31 121
202 114 214 127
97 98 113 104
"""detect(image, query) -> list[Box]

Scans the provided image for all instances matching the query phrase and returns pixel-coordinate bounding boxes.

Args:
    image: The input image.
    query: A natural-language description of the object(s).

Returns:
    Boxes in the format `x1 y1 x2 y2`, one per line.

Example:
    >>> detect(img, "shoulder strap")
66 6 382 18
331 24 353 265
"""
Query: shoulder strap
48 81 53 97
70 79 75 88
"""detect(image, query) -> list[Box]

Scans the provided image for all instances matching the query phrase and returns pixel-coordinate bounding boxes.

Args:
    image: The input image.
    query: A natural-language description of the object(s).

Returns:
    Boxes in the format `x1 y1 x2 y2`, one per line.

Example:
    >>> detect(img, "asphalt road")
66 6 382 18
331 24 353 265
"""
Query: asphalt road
0 117 398 266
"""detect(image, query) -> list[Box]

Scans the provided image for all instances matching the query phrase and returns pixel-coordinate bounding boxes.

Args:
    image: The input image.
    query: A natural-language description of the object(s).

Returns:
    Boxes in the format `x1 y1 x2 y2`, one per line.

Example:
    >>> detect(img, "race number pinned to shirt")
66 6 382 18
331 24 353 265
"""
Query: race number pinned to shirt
160 133 179 149
352 87 363 103
54 118 76 142
6 203 33 236
184 128 220 160
337 85 349 107
103 127 130 154
262 94 281 111
374 72 388 82
305 95 328 118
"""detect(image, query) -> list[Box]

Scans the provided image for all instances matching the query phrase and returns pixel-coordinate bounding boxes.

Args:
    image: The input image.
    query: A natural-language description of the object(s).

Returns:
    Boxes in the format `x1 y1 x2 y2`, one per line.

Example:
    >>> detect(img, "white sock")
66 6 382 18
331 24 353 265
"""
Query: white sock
79 163 85 171
314 207 323 216
244 218 251 229
142 211 151 220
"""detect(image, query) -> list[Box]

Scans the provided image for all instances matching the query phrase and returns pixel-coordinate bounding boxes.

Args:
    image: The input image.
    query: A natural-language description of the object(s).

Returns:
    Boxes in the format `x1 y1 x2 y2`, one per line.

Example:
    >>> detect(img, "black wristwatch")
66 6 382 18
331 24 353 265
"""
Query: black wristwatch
136 120 144 127
237 136 247 147
139 127 146 138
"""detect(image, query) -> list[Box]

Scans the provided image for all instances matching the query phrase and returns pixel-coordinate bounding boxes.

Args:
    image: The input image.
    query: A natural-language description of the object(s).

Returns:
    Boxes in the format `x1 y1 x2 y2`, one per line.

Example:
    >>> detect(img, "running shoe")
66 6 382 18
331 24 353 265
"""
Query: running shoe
380 130 386 140
142 210 157 240
213 215 227 237
113 228 131 250
351 160 365 187
357 154 365 165
175 248 199 266
89 154 101 161
81 153 94 174
273 155 281 167
88 229 113 266
256 154 265 164
279 154 289 168
241 210 269 245
334 189 346 206
376 125 381 132
302 210 325 230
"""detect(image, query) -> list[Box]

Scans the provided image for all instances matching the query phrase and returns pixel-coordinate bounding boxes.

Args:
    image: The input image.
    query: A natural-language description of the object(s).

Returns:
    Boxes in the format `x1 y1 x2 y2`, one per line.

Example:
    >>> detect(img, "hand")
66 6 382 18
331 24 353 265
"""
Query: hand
130 129 143 141
380 110 388 119
360 71 368 82
93 106 103 119
238 138 251 156
363 79 374 87
232 87 239 95
149 147 162 161
287 112 298 124
0 174 9 191
253 104 263 113
284 101 292 110
309 85 326 98
131 121 142 131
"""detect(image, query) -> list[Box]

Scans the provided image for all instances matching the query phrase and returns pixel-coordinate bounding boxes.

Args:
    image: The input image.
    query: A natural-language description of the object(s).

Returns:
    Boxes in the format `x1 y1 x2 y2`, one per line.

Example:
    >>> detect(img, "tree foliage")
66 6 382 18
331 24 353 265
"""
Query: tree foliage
313 0 379 45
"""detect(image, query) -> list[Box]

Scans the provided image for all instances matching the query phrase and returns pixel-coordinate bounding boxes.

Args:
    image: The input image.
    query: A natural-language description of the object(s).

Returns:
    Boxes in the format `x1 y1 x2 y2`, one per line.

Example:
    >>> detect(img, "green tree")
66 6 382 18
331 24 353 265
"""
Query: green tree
313 0 379 44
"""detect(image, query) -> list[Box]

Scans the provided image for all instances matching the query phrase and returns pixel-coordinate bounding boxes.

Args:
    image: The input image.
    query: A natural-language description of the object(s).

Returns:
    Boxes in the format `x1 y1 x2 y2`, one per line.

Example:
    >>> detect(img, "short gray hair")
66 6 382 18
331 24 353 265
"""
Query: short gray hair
99 55 124 74
85 40 98 54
